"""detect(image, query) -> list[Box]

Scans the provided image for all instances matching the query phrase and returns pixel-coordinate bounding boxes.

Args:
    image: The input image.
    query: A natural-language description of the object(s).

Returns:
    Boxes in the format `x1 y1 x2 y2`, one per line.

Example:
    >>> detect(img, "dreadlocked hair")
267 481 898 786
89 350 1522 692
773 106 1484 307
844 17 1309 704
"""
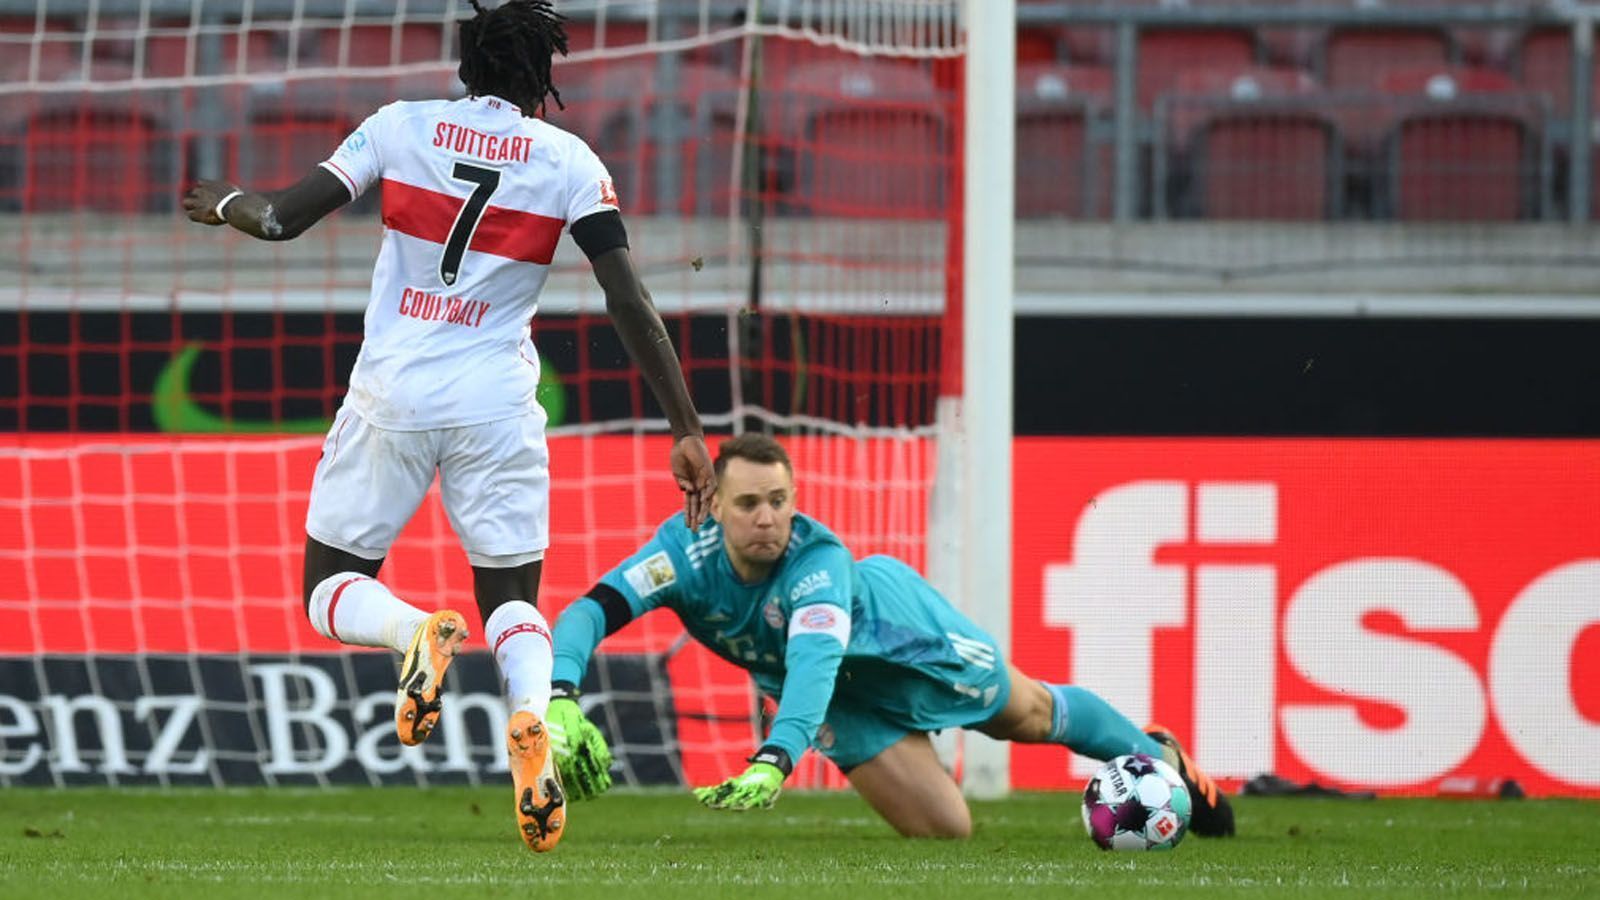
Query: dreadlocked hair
458 0 568 114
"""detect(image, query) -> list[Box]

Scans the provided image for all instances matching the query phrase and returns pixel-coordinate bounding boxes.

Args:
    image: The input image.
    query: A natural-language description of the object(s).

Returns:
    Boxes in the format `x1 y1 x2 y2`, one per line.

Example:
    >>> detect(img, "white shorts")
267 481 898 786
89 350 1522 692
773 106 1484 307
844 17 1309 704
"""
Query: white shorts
304 406 549 567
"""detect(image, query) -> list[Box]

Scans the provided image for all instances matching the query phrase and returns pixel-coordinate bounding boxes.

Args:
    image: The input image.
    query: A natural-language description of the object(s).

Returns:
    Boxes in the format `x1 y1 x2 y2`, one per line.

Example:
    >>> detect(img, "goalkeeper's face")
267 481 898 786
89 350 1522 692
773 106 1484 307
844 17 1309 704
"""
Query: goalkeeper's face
712 457 796 576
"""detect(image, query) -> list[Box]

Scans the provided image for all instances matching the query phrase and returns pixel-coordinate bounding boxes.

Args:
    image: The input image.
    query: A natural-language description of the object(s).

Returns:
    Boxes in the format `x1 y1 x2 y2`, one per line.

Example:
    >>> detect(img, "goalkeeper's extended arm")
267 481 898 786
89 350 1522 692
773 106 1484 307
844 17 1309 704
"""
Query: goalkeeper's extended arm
545 681 613 802
696 625 847 811
548 586 639 801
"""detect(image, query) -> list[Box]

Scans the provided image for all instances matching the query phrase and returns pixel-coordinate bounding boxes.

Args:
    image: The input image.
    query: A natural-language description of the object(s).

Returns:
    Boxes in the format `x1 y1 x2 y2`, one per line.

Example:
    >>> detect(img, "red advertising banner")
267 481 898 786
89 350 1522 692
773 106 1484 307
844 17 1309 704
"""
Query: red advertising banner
1011 438 1600 798
0 433 927 659
0 434 930 788
3 435 1597 795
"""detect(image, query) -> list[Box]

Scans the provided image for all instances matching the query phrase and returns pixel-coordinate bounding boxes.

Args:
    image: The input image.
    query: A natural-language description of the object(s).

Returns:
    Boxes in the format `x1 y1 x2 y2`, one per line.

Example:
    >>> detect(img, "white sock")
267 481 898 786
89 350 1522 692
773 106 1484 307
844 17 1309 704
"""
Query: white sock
485 600 553 718
307 572 429 654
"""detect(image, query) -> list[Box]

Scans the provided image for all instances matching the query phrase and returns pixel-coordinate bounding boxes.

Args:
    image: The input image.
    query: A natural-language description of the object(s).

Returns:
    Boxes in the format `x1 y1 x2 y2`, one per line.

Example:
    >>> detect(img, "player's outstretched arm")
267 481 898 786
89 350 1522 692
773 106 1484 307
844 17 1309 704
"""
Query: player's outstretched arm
181 168 351 242
579 224 715 528
548 596 622 802
699 550 856 812
698 606 852 811
545 682 614 802
550 523 689 799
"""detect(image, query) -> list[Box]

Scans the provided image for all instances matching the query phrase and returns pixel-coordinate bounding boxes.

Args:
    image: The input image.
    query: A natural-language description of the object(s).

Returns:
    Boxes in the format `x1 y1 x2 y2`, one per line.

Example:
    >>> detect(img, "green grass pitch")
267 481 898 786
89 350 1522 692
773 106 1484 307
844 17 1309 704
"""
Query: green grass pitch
2 788 1595 898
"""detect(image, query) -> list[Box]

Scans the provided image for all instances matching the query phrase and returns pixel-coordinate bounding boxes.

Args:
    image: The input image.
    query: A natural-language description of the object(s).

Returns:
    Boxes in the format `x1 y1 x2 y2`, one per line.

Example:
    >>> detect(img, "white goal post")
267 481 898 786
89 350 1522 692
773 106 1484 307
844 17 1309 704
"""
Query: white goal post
953 0 1015 799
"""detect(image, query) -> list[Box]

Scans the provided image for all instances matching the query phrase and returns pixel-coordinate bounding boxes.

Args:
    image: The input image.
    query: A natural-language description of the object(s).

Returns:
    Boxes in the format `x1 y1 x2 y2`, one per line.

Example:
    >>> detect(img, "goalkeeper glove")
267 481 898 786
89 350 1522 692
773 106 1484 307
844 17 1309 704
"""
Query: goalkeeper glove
545 682 614 802
694 747 792 811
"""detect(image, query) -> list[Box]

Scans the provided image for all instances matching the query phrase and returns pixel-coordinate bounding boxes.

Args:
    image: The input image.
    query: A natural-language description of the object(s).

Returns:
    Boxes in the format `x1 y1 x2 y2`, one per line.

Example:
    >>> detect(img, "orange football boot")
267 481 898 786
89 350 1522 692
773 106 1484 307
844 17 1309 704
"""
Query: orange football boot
507 710 567 852
394 610 469 746
1145 724 1236 837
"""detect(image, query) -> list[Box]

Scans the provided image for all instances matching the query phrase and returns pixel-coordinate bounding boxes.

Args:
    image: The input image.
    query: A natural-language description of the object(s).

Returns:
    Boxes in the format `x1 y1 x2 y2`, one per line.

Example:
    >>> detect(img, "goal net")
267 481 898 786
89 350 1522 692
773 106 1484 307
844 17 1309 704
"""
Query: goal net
0 0 964 789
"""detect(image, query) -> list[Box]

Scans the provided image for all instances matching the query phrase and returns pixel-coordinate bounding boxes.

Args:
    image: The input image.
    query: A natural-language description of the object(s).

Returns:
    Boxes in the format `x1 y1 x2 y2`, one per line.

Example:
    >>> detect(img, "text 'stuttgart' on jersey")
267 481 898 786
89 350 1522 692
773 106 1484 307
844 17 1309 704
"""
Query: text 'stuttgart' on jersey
320 94 619 430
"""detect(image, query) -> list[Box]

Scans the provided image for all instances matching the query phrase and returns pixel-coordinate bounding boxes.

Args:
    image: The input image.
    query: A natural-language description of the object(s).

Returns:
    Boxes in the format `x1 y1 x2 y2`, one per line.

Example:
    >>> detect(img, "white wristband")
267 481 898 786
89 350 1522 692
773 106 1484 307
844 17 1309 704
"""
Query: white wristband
214 189 243 220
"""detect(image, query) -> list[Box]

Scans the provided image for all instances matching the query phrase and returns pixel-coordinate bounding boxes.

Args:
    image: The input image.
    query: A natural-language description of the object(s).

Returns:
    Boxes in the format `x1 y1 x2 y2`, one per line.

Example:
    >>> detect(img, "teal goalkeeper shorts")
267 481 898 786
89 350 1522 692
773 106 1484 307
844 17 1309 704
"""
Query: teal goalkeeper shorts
813 637 1013 772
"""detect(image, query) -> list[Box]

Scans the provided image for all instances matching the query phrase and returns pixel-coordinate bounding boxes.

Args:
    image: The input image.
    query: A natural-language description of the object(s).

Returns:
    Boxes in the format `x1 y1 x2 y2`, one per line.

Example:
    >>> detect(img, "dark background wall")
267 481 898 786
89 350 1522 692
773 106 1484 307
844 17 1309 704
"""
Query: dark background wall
1014 317 1600 436
6 311 1599 436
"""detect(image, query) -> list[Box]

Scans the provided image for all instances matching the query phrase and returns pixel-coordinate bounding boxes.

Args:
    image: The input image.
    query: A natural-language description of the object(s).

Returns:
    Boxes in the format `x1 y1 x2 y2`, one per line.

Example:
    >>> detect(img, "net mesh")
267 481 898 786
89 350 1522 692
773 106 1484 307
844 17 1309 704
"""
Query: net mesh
0 0 961 788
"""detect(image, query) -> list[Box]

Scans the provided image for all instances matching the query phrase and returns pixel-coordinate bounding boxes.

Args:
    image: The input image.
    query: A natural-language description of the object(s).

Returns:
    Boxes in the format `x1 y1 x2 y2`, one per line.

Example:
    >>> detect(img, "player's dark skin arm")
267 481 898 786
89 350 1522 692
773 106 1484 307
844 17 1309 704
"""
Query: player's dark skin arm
592 248 702 439
181 169 350 240
584 234 717 527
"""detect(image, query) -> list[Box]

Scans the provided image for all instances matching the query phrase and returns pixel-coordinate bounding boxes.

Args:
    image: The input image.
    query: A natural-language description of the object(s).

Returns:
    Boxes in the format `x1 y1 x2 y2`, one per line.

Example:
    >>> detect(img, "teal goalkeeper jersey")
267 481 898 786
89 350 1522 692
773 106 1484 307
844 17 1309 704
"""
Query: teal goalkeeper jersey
551 511 996 764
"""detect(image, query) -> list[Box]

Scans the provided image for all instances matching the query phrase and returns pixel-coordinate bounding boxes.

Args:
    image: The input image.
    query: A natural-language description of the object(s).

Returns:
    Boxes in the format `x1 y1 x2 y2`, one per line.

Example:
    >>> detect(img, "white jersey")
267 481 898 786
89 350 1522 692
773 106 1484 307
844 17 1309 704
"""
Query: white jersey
320 94 618 430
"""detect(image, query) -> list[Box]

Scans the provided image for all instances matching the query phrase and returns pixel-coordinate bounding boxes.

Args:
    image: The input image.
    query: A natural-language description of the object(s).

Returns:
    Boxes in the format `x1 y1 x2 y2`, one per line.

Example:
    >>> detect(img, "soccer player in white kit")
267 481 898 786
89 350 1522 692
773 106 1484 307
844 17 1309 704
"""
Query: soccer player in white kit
181 0 716 853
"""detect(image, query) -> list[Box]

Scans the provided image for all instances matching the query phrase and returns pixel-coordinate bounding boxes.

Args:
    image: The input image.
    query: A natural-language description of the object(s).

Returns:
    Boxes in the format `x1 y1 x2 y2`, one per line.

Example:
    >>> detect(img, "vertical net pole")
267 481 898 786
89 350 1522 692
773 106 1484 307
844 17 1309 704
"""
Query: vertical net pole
1568 14 1594 224
956 0 1014 799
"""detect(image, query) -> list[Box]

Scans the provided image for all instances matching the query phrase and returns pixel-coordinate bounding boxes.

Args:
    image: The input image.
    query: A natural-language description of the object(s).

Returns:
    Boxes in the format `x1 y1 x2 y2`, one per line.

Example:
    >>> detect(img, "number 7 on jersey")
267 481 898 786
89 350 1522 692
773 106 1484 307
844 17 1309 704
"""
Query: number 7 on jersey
440 161 501 286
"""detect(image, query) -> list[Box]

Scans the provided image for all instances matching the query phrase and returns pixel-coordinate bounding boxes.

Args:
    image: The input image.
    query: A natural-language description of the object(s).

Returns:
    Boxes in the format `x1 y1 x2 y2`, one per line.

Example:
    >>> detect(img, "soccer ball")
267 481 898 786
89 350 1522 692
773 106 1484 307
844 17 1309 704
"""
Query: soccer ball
1081 753 1192 851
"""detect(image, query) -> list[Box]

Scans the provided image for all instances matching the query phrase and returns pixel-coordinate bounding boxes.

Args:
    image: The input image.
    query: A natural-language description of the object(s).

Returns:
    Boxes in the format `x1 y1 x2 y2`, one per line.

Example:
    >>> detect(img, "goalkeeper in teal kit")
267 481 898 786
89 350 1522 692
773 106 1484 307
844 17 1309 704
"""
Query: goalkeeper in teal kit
547 435 1234 838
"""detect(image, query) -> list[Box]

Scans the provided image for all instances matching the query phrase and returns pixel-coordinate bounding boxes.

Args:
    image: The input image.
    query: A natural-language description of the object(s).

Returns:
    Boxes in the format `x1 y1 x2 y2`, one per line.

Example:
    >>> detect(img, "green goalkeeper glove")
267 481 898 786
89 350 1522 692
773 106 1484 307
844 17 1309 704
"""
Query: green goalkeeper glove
693 747 792 811
545 683 613 802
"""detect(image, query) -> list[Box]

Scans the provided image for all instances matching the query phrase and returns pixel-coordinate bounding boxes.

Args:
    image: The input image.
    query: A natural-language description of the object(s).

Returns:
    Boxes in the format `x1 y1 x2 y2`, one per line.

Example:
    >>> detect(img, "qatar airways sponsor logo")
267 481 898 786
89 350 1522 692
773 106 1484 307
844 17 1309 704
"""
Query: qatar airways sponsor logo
398 287 491 327
1044 480 1600 788
433 122 532 164
789 570 833 602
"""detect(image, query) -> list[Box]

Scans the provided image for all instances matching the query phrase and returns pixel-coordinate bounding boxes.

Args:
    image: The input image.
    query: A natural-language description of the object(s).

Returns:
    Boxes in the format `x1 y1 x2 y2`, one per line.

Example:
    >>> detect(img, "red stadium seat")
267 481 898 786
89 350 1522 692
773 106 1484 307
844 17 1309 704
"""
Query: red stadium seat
546 59 657 211
0 15 79 73
246 109 353 169
1188 110 1338 220
1156 65 1333 220
561 20 650 55
1341 65 1531 177
1322 27 1453 91
22 102 173 213
139 14 300 78
87 16 142 68
1061 26 1113 66
1387 110 1536 221
1138 28 1257 110
1513 28 1600 219
140 26 191 78
230 31 292 73
1018 26 1063 64
1015 64 1113 218
784 60 950 219
1174 65 1317 98
326 23 448 67
6 58 174 213
548 59 741 216
1165 65 1319 142
243 109 356 193
649 62 742 216
1259 28 1319 69
137 23 285 78
1333 63 1514 159
1516 27 1600 117
1452 25 1502 69
1024 62 1114 100
1377 65 1519 97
